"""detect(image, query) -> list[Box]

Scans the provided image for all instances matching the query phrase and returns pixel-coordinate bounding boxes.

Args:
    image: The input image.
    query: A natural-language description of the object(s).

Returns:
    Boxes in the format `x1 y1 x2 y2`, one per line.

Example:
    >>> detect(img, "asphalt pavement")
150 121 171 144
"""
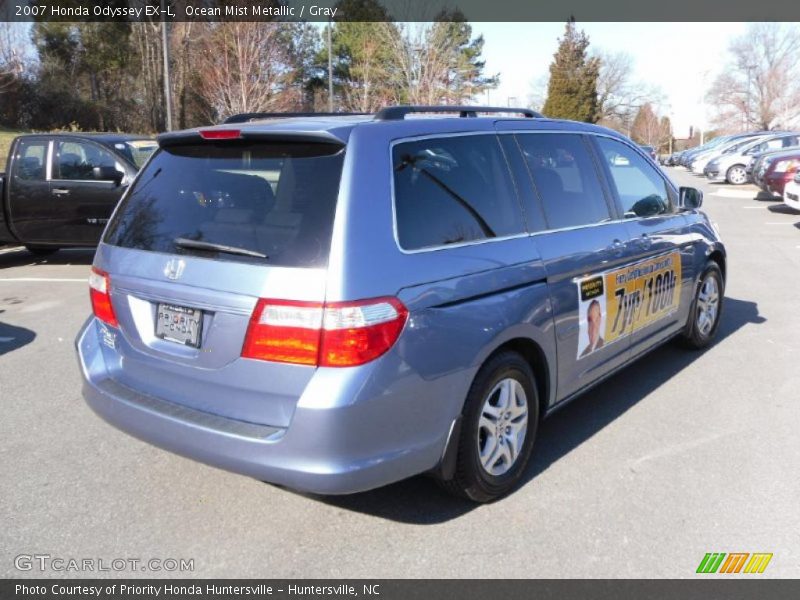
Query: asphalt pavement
1 168 798 578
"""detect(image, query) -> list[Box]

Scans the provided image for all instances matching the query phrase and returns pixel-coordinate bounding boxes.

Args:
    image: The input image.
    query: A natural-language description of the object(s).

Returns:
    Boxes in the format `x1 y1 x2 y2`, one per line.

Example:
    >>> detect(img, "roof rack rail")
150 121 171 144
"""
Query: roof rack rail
374 105 542 120
222 112 371 124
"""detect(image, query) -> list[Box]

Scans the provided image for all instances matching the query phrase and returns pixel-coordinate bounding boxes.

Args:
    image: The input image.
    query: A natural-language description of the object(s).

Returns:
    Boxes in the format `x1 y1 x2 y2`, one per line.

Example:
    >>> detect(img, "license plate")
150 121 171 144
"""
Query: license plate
155 303 203 347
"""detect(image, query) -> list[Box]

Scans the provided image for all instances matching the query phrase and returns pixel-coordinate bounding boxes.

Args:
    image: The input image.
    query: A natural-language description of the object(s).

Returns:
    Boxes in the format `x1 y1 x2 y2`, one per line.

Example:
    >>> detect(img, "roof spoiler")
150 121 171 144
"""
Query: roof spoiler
156 129 345 147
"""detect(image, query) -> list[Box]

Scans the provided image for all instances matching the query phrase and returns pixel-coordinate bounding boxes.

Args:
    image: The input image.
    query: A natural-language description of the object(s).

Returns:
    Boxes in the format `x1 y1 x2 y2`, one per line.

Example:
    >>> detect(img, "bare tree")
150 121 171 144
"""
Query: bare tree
0 23 28 93
381 22 496 106
382 23 447 105
132 21 167 131
594 49 665 134
195 23 294 120
707 23 800 131
630 103 672 150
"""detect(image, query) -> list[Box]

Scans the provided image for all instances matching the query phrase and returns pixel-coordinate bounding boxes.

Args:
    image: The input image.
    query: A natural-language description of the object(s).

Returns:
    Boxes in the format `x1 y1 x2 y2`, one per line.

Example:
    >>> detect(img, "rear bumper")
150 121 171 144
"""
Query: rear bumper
76 318 449 495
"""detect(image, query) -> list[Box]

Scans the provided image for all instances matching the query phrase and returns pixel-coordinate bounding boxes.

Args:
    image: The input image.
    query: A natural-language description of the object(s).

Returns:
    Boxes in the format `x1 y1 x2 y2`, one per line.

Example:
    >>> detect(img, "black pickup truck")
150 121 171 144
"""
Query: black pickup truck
0 133 156 254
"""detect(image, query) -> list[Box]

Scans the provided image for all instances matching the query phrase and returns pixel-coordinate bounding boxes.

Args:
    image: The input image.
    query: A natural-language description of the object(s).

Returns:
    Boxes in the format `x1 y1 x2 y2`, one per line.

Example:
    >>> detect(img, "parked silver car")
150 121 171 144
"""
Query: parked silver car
704 133 799 184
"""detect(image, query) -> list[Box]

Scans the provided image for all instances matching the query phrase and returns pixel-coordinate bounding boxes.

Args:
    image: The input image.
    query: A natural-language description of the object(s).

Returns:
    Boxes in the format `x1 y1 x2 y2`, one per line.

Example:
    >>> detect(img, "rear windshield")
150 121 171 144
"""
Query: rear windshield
104 141 345 267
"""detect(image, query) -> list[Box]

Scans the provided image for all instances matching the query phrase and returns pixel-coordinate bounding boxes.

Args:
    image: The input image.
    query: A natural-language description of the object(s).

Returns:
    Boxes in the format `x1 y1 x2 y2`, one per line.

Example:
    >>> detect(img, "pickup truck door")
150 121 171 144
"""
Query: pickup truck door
50 139 128 245
5 137 55 243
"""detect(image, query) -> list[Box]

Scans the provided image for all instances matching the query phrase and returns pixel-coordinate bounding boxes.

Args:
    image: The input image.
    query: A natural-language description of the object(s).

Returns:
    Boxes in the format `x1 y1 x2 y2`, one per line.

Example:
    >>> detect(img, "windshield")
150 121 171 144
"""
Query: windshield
104 141 345 267
113 140 158 169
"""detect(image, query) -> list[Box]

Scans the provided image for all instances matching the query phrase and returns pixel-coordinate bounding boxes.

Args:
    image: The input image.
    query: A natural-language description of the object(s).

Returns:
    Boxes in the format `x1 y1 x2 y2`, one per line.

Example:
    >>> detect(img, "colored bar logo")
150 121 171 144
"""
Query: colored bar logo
697 553 773 574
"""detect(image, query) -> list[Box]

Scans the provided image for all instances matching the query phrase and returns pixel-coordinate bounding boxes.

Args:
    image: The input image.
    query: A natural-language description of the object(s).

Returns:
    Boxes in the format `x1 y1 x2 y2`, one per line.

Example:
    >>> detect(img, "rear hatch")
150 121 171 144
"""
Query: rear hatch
95 131 346 428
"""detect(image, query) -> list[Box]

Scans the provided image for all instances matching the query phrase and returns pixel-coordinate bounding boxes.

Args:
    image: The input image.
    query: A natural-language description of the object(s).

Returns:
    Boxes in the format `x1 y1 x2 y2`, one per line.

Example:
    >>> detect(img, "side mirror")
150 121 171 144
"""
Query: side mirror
93 166 123 185
679 186 703 210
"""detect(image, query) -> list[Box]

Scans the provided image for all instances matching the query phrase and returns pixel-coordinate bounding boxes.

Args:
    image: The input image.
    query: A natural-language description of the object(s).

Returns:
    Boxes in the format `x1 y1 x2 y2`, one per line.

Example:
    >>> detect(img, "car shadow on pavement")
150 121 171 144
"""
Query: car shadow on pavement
755 191 782 202
766 204 798 215
306 297 765 524
0 318 36 356
0 247 95 269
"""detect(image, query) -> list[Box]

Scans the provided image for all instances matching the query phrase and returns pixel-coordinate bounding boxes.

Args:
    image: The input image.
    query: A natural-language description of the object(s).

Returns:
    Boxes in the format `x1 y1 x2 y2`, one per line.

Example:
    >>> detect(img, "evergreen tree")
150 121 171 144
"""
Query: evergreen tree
431 11 499 104
542 19 600 123
325 0 398 112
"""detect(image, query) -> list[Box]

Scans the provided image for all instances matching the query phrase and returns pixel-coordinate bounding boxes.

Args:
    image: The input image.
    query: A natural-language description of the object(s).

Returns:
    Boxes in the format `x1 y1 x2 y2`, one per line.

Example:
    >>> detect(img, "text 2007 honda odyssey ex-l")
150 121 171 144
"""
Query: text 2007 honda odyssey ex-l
76 106 726 502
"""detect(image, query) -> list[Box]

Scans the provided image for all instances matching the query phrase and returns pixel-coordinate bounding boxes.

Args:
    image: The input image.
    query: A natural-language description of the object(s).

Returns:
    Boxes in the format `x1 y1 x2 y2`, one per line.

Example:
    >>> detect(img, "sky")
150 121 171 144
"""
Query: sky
472 22 750 137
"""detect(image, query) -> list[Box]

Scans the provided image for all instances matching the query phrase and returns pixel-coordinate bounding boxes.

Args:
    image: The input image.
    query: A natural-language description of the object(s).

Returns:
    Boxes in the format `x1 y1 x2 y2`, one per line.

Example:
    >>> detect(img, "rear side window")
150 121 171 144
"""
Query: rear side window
104 142 344 267
595 137 673 218
515 133 611 229
392 135 524 251
13 139 47 181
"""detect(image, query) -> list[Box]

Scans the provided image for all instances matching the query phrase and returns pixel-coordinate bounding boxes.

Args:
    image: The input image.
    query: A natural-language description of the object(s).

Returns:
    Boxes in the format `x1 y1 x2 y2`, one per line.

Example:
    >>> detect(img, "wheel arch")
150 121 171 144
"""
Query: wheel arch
433 335 553 482
482 337 551 422
708 248 726 283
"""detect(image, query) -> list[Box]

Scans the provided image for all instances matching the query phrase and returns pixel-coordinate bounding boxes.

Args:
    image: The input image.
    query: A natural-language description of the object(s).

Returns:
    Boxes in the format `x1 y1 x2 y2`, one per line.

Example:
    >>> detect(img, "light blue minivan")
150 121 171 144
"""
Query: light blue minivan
76 106 725 502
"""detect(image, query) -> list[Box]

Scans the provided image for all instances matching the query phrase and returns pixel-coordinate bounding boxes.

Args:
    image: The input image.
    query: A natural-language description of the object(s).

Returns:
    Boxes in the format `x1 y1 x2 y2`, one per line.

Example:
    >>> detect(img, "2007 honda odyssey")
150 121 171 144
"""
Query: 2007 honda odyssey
76 106 725 502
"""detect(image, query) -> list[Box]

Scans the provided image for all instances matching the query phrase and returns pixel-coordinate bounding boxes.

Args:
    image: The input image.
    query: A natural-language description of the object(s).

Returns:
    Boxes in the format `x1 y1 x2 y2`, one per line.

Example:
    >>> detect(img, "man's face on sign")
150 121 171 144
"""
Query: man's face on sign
588 301 602 343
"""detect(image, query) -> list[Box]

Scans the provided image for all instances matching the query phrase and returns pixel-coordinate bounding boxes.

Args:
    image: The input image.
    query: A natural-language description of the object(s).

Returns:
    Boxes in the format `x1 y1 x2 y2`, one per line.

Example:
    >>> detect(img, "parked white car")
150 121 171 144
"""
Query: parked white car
783 173 800 212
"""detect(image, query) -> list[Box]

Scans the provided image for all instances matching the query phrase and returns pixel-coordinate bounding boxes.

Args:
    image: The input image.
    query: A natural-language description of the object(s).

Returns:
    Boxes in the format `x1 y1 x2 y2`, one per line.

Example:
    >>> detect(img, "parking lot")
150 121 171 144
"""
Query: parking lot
1 167 798 578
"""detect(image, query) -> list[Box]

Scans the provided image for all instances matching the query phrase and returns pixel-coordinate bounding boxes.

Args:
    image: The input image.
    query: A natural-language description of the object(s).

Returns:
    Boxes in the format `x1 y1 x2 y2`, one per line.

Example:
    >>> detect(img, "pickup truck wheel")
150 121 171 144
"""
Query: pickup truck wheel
679 262 724 349
25 246 59 256
438 351 539 503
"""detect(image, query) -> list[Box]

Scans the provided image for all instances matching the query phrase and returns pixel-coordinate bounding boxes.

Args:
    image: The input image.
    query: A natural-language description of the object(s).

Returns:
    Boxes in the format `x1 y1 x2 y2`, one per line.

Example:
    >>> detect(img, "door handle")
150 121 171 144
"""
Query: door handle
52 188 70 195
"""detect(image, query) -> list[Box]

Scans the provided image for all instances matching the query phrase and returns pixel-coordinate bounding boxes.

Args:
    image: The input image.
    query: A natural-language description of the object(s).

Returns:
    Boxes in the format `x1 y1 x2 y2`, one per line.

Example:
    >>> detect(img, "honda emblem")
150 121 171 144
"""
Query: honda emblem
164 258 186 280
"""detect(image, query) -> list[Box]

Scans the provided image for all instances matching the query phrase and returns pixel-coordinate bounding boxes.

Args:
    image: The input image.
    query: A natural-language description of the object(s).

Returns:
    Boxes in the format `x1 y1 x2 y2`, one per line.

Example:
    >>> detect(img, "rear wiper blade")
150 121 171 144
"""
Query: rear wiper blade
173 237 268 259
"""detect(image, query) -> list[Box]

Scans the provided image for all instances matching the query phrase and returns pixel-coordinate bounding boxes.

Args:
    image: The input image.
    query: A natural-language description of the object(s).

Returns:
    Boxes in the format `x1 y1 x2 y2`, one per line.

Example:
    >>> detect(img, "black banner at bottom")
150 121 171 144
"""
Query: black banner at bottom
3 579 800 600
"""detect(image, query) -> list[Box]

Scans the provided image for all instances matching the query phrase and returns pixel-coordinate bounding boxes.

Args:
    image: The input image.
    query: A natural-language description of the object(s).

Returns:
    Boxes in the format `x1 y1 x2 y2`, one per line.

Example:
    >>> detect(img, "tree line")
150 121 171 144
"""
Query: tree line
5 12 794 149
0 0 498 132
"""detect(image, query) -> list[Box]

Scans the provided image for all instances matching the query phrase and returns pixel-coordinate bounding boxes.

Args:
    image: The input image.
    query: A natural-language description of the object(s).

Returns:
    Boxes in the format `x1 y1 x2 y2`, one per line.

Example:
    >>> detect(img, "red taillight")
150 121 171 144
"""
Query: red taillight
242 297 408 367
88 267 118 327
199 129 241 140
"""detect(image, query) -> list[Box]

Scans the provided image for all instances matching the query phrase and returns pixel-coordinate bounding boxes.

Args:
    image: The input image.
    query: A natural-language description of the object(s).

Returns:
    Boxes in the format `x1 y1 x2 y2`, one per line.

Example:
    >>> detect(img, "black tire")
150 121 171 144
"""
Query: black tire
439 351 539 503
25 245 59 256
679 262 724 349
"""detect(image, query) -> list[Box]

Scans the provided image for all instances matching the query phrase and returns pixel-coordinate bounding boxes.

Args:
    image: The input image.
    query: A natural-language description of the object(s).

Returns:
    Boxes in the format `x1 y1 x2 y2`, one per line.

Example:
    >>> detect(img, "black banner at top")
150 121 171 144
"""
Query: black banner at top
2 0 800 22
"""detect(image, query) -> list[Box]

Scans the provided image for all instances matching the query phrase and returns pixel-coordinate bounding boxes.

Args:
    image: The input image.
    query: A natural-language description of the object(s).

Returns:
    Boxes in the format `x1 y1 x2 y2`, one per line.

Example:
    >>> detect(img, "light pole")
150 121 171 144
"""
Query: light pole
744 63 756 131
161 0 173 131
327 17 333 112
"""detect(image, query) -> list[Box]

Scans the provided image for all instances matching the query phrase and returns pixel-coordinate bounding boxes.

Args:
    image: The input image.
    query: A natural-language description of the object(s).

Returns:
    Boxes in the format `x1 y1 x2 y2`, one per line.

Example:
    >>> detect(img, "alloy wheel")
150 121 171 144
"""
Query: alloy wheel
696 275 720 336
477 378 528 476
